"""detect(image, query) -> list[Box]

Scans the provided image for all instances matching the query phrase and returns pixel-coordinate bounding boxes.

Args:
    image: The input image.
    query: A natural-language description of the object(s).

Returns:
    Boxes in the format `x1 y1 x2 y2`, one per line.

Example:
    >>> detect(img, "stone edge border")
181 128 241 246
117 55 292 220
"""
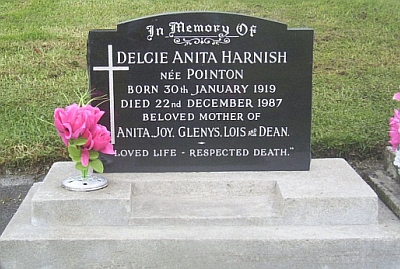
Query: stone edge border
363 147 400 220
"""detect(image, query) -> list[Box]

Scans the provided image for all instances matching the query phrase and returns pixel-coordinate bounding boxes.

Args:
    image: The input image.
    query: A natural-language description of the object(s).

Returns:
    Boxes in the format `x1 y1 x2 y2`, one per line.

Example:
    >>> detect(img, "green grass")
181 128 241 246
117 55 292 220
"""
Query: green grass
1 0 399 172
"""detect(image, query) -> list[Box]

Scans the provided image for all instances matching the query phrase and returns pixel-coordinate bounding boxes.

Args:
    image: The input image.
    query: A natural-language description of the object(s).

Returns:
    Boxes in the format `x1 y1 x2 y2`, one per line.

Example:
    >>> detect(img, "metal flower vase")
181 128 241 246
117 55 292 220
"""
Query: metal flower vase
62 168 108 192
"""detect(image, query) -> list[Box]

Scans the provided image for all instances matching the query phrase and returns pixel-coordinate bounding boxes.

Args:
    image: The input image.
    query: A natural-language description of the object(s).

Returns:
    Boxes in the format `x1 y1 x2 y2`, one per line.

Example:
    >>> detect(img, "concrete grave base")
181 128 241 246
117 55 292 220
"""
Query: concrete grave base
1 159 400 268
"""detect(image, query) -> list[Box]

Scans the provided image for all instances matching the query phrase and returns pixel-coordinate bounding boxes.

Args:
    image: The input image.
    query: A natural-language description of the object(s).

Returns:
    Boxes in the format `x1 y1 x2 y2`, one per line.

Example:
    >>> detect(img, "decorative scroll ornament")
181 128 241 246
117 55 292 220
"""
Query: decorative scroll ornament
171 33 233 46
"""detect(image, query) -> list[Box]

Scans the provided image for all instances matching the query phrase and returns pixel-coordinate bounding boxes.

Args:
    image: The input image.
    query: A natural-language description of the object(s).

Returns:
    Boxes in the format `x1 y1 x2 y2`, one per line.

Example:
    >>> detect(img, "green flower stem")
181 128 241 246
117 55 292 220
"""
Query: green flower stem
81 166 89 179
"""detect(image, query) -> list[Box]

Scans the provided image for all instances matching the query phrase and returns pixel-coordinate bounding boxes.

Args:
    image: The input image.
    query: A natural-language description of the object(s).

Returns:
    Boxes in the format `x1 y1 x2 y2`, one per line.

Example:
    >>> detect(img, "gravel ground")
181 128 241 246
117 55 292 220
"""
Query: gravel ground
0 174 45 235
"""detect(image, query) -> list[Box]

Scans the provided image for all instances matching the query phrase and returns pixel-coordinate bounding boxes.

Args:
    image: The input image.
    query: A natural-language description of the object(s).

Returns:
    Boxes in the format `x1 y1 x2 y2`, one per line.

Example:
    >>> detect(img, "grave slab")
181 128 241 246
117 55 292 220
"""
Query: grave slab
31 162 132 226
29 159 377 226
2 159 399 269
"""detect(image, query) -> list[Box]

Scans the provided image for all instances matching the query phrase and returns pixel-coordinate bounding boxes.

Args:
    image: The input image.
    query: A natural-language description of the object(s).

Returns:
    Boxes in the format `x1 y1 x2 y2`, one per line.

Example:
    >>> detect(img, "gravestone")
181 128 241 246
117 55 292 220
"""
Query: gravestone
87 12 313 172
2 12 399 269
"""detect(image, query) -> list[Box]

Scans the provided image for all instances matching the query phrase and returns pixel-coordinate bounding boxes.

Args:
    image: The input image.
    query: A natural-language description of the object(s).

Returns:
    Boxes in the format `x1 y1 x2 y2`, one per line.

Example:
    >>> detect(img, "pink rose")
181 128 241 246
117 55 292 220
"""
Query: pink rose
79 125 114 167
54 103 90 145
82 105 104 130
54 103 113 168
54 104 106 146
389 109 400 151
393 93 400 101
74 129 93 167
91 124 114 154
80 148 90 167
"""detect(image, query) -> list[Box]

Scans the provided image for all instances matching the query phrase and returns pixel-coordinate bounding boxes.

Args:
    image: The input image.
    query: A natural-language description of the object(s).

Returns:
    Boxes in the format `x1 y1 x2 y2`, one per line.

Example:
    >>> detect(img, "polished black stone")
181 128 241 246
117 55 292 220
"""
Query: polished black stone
88 12 313 172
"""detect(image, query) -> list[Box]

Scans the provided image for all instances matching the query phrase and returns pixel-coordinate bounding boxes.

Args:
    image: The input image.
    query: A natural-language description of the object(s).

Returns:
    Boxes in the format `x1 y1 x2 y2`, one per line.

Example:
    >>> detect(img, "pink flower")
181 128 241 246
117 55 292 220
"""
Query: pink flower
80 129 94 167
393 93 400 101
91 124 114 154
81 148 90 167
54 103 114 171
54 104 105 146
389 109 400 151
79 125 114 167
54 104 89 145
82 105 104 130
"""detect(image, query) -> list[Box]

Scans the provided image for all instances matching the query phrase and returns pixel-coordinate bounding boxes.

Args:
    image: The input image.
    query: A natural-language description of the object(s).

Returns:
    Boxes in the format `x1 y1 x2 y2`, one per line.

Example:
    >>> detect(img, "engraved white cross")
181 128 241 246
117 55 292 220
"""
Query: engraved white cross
93 45 129 144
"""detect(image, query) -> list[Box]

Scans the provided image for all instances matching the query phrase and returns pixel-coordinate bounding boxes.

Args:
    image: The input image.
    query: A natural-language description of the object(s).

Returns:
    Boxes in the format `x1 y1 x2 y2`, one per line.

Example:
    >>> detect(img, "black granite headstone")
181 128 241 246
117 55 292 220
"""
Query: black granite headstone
88 12 313 172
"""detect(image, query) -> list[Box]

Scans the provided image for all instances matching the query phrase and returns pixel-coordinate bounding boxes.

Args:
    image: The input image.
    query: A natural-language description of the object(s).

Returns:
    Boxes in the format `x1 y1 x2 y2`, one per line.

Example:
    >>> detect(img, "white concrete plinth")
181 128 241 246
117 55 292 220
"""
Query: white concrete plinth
2 159 400 269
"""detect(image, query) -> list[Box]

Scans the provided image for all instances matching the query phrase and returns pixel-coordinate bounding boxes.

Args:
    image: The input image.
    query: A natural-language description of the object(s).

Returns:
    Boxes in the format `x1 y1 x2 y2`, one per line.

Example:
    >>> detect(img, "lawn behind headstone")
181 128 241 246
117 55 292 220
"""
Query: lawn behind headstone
0 0 399 172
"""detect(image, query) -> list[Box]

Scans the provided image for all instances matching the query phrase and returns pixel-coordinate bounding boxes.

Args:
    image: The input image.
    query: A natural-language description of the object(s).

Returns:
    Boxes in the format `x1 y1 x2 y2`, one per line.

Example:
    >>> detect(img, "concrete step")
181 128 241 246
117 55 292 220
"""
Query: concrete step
1 159 396 268
29 159 378 227
130 194 282 225
1 181 400 268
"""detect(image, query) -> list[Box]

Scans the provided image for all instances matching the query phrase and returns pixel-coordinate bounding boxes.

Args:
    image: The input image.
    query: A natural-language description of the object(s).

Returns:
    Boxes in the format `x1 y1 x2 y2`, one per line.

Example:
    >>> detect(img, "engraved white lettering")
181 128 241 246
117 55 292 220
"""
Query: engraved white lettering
221 51 287 64
117 51 168 64
172 51 218 64
187 69 244 80
187 98 253 108
189 148 250 157
191 84 248 96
